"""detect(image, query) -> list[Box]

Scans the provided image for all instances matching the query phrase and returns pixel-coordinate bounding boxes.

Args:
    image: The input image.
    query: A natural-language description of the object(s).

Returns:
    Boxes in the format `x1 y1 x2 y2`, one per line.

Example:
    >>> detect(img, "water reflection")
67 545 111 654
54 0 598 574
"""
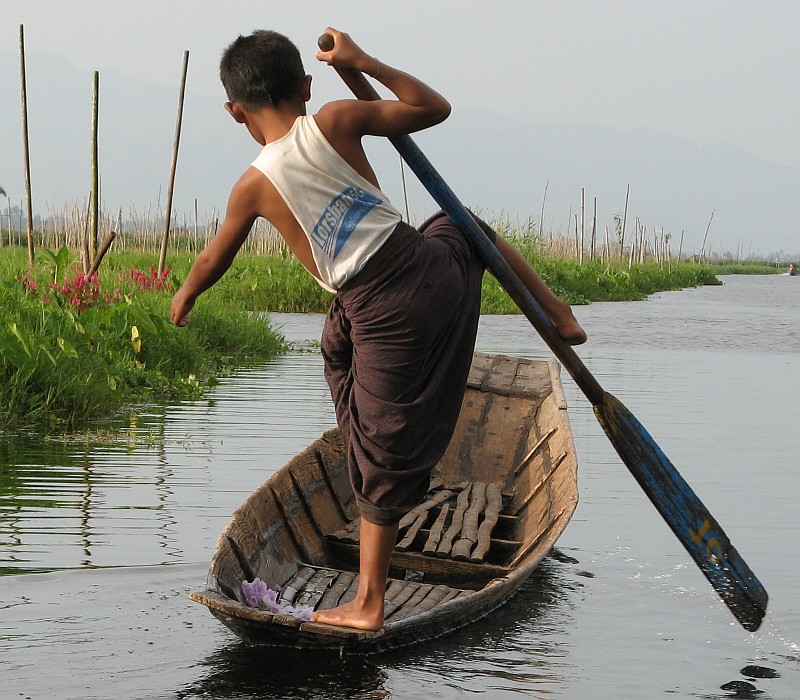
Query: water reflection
1 433 97 575
376 561 579 696
179 559 577 700
180 645 389 700
0 412 187 574
0 353 337 575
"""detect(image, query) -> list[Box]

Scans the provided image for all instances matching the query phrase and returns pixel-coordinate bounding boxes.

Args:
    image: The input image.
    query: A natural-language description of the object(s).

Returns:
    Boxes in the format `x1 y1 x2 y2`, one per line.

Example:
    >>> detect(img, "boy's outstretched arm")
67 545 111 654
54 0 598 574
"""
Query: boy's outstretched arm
315 27 450 138
494 235 587 345
170 173 259 326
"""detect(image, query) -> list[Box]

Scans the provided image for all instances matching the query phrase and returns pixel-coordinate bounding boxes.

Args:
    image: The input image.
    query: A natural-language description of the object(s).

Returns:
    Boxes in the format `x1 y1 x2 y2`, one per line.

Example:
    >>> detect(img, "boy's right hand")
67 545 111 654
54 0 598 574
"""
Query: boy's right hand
315 27 374 76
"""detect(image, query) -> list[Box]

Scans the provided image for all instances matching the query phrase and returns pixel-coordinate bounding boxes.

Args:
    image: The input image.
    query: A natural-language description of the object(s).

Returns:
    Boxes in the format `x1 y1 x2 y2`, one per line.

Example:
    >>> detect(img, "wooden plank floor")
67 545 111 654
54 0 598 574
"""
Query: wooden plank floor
278 565 474 622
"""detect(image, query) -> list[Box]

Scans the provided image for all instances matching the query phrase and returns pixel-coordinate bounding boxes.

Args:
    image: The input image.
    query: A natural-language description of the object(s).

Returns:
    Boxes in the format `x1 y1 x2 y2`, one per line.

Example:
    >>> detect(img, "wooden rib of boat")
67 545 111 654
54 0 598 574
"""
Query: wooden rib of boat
190 352 579 653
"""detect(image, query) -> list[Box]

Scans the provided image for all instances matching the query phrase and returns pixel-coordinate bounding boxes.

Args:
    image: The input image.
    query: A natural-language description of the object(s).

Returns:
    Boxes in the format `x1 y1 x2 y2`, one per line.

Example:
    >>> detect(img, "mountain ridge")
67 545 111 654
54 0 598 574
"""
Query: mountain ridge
1 50 797 256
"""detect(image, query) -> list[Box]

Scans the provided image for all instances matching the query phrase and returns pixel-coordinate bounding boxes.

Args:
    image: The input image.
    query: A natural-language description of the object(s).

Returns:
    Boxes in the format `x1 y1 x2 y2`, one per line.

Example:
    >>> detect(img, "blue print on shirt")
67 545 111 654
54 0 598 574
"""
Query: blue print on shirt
311 186 382 259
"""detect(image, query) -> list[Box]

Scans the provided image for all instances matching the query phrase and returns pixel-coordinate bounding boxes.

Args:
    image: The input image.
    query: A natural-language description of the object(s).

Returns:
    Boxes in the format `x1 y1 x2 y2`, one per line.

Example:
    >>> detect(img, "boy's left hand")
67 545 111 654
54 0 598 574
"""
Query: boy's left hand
170 289 194 327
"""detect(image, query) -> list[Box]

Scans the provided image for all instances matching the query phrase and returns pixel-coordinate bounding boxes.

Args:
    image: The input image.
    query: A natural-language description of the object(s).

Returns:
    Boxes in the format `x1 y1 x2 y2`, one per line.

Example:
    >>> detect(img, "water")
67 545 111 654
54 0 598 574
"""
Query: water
2 274 799 698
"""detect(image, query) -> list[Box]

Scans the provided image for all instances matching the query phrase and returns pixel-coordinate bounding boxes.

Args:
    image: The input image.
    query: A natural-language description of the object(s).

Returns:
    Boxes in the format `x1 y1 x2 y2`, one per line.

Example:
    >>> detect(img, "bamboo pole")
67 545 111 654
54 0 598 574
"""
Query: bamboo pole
0 186 7 246
19 25 34 265
579 188 585 265
653 226 664 270
620 183 629 260
538 180 548 237
158 49 190 275
193 197 199 251
572 214 577 261
81 196 91 273
90 71 99 257
590 196 597 260
698 210 714 264
88 231 116 276
628 221 636 270
640 224 646 263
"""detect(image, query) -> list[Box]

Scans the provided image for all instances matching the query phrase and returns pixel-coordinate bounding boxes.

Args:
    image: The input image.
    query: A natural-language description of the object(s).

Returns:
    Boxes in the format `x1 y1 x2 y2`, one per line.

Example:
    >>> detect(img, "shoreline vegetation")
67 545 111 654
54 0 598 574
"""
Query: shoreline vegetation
0 223 779 432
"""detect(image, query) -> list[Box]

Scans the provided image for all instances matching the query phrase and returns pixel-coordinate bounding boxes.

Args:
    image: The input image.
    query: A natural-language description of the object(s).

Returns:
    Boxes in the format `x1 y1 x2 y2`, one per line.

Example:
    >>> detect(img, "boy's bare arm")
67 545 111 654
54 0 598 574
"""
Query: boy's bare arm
315 27 450 138
170 173 259 326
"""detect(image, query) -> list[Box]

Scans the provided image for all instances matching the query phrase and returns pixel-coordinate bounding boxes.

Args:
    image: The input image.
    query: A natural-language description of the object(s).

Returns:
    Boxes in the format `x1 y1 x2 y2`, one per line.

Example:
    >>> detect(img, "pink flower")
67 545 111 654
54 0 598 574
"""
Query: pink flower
126 266 172 292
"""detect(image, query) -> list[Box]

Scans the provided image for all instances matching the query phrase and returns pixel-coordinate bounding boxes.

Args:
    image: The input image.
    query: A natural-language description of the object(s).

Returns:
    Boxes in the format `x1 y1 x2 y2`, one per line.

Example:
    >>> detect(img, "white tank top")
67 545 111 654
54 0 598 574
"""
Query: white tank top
251 115 402 292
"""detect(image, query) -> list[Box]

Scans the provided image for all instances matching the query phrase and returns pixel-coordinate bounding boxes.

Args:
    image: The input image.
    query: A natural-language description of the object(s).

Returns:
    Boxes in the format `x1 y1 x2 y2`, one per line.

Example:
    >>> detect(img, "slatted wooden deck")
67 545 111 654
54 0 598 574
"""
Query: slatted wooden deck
277 564 474 621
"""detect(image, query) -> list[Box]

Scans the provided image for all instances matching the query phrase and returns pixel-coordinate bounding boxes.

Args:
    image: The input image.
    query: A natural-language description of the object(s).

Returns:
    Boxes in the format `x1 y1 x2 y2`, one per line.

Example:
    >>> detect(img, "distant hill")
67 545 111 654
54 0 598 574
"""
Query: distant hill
2 50 798 257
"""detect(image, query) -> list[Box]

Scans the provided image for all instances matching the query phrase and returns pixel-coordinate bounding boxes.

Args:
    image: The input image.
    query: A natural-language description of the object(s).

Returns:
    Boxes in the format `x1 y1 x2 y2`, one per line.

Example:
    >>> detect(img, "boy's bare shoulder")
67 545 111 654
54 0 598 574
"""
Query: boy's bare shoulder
229 167 267 208
224 165 285 224
314 99 370 135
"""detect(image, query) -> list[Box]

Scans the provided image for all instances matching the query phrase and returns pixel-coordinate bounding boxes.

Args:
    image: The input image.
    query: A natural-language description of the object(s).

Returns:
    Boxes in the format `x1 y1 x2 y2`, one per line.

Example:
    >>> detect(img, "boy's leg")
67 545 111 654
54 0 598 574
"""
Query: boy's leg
494 235 587 345
311 519 399 631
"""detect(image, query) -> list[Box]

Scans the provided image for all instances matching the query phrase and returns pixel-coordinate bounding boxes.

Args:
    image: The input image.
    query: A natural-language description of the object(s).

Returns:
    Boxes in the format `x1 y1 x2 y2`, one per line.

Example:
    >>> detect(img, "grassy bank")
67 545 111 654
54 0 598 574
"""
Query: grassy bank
0 247 283 431
167 247 724 313
0 238 754 430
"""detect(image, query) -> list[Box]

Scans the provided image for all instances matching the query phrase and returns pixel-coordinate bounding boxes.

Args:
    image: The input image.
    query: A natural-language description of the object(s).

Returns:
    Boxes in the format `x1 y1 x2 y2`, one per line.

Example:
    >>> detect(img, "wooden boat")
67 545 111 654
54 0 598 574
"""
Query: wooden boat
190 352 579 653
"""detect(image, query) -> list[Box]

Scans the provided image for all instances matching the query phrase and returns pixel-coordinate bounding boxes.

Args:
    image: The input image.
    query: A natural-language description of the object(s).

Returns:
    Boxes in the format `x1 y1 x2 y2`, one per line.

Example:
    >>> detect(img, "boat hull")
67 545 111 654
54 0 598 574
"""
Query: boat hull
190 353 579 652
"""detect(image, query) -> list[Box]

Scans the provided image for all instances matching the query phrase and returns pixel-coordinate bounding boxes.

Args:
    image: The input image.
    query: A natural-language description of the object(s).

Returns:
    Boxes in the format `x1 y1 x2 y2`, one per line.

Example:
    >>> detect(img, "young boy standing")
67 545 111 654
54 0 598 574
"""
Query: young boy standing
171 27 585 632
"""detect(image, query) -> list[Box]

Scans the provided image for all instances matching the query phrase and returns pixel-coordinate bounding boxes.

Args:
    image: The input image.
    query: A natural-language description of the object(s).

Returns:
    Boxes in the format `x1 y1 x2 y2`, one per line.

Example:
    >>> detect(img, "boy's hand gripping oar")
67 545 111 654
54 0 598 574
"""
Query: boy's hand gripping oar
318 33 769 631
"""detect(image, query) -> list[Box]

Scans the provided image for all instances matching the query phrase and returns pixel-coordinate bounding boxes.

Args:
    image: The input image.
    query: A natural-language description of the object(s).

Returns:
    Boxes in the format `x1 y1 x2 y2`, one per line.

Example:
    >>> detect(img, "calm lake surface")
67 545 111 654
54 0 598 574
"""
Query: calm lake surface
2 274 799 699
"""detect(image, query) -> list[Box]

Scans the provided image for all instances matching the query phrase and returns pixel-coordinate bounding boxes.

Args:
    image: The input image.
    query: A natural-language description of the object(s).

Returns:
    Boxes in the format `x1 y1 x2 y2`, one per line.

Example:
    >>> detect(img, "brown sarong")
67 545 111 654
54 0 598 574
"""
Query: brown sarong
321 212 493 526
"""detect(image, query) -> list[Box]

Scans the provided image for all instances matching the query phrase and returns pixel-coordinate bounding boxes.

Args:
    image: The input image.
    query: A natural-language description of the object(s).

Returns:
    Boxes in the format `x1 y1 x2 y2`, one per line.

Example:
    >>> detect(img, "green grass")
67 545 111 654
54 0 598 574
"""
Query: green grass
0 247 284 431
159 248 727 314
0 237 764 430
705 262 786 275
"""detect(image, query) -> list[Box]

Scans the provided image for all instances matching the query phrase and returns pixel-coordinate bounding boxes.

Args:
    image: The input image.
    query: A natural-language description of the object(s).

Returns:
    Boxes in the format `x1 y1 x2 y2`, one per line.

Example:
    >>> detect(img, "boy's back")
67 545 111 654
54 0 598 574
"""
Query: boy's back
168 27 452 309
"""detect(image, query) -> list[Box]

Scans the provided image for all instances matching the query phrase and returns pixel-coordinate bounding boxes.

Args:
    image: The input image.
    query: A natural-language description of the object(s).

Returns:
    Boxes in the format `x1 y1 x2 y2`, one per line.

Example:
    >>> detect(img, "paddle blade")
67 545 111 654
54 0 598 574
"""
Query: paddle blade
594 392 768 632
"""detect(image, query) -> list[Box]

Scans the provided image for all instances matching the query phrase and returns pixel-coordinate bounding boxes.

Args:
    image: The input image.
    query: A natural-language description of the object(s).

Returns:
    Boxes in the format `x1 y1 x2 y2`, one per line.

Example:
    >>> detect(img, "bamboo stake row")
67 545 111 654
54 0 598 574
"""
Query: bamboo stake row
11 25 751 270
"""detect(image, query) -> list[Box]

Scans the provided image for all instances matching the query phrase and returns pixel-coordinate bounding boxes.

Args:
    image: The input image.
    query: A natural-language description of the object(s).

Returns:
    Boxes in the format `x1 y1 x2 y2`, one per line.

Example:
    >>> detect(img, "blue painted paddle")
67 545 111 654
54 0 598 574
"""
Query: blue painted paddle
318 34 768 631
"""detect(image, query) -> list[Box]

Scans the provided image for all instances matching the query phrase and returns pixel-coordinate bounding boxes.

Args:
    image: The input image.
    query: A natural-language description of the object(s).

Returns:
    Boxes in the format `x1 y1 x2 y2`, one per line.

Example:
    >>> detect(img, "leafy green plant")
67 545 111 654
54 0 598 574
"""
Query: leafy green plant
0 250 284 431
41 245 73 285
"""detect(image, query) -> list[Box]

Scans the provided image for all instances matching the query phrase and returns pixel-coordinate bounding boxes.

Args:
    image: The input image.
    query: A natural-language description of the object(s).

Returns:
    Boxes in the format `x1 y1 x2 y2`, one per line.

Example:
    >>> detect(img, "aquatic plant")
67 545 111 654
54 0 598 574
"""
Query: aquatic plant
0 249 284 431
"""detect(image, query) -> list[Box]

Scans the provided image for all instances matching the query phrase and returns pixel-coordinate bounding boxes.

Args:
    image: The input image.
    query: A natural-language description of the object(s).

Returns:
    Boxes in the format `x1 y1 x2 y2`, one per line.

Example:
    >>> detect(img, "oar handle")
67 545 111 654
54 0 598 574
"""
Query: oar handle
317 33 605 405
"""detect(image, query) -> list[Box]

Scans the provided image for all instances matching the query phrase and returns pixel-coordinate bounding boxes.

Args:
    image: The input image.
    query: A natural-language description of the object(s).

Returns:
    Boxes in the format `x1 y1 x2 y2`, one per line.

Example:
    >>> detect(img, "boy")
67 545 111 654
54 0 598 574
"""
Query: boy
170 27 586 632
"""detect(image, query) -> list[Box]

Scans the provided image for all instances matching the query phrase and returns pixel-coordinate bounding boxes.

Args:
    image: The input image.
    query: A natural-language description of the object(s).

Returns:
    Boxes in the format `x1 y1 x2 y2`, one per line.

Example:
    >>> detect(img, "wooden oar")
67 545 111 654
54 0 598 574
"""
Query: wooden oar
317 33 768 631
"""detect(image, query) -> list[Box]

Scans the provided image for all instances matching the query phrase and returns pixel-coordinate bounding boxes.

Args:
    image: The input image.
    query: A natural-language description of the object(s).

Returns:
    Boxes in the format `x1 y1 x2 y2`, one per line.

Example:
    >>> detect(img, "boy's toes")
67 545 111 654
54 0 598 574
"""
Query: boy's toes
555 320 587 346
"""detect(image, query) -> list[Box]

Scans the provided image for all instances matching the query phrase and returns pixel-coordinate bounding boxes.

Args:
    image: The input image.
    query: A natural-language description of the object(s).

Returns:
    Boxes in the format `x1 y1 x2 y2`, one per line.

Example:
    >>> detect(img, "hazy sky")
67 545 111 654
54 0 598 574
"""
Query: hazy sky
0 0 800 253
4 0 798 167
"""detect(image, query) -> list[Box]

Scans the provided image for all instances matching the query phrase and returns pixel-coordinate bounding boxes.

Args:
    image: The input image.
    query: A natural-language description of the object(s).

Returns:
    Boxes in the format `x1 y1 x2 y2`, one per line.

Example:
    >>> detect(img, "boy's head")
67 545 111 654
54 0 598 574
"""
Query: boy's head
220 30 306 110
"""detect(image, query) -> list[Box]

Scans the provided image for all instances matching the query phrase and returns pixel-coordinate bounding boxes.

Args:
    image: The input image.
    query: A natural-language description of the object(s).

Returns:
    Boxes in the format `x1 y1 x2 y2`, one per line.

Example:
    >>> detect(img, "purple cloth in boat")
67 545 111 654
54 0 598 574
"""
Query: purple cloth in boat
321 212 493 526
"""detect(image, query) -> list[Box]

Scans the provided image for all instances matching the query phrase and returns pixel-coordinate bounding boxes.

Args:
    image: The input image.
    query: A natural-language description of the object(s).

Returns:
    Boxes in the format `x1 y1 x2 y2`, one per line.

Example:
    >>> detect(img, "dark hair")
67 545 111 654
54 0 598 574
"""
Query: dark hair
220 30 305 109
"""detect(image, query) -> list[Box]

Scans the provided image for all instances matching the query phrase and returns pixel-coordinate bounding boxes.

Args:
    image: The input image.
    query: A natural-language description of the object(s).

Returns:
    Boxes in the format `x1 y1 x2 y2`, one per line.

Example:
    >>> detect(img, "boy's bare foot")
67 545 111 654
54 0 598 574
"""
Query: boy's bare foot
554 318 588 345
311 598 384 631
312 518 396 631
